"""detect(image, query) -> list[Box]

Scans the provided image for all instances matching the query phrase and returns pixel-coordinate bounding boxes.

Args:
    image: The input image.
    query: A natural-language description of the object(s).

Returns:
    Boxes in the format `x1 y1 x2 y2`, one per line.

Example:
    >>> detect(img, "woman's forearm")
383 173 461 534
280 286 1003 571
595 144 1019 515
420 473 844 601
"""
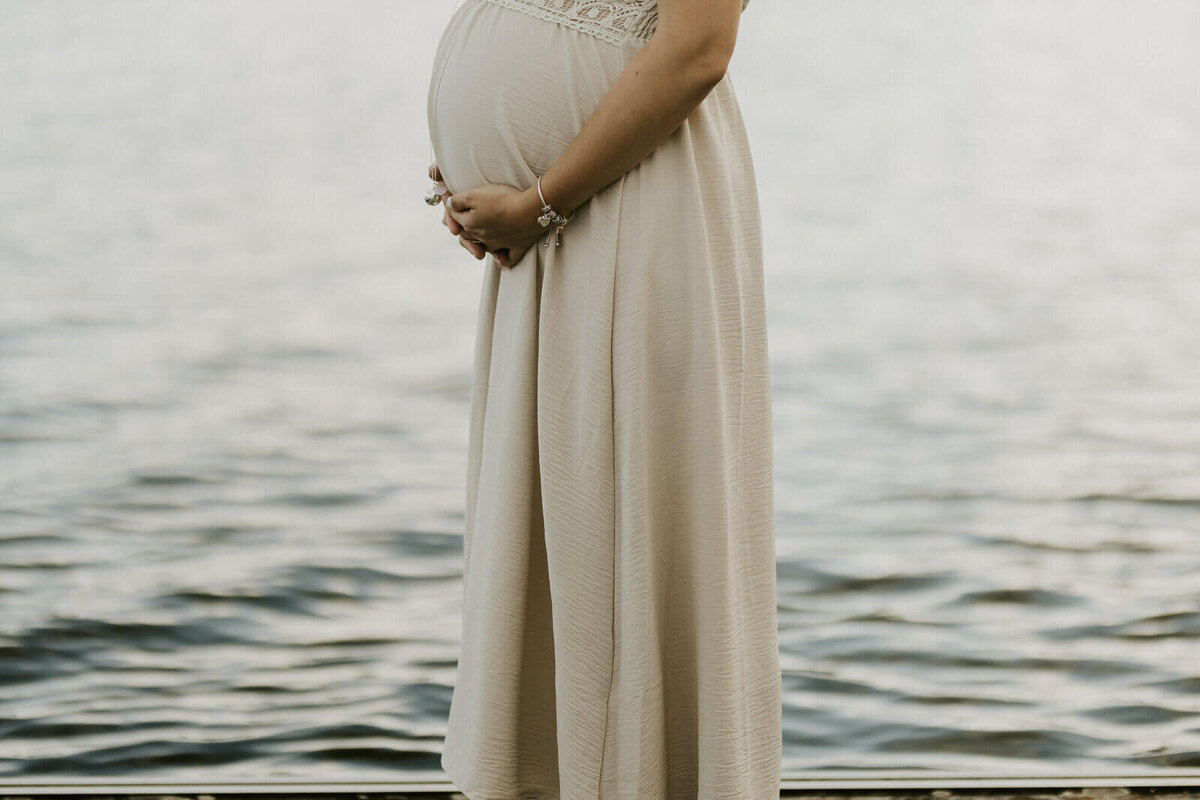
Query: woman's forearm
516 33 733 222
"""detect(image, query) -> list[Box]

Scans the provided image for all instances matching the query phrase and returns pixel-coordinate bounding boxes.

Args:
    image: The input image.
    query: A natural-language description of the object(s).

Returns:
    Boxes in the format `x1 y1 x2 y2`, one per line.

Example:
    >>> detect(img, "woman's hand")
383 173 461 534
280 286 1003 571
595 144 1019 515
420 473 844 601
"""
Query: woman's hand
430 164 486 260
444 182 547 269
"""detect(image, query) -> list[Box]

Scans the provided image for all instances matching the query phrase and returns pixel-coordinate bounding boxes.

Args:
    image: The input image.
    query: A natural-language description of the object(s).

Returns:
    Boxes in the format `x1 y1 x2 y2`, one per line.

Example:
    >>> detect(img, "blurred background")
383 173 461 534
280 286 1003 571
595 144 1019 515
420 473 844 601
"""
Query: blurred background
2 0 1199 782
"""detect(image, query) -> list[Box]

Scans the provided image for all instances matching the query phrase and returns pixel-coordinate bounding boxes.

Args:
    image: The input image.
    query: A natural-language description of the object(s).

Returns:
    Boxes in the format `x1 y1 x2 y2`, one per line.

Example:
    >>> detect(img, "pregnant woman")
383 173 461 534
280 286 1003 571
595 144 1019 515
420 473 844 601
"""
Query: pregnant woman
426 0 780 797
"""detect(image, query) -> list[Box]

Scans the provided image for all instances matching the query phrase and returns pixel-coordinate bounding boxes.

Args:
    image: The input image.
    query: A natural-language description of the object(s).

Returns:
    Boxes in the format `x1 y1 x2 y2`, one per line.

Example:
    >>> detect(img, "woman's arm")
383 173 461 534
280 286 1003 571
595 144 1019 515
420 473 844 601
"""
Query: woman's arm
444 0 745 265
519 0 745 219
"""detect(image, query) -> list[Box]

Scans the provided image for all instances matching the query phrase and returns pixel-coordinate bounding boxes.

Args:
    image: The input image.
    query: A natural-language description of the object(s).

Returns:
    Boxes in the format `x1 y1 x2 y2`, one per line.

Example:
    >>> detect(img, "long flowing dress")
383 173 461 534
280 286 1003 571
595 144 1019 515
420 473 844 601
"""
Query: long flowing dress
427 0 780 797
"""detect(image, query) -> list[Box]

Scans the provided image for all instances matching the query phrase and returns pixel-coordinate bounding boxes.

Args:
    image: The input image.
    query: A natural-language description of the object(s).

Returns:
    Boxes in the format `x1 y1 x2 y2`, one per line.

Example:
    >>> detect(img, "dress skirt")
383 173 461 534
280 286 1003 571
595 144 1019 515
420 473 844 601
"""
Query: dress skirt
427 1 781 797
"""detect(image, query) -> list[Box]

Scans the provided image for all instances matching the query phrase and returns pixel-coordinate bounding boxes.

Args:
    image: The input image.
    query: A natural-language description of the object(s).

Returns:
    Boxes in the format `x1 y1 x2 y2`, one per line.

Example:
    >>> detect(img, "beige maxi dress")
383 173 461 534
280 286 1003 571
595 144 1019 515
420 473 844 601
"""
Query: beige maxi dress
427 0 780 797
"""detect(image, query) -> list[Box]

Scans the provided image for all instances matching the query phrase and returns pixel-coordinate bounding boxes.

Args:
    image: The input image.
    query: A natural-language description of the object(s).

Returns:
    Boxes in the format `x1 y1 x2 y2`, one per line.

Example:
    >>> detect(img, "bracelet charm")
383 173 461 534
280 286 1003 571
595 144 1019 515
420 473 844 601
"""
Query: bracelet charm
536 176 574 247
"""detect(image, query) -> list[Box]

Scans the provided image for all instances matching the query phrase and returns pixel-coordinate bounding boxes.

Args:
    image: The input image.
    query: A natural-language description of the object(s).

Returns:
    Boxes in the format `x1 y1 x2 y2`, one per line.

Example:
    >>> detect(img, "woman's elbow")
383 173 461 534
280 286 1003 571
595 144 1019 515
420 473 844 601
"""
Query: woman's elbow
652 21 738 89
665 34 735 91
697 40 734 86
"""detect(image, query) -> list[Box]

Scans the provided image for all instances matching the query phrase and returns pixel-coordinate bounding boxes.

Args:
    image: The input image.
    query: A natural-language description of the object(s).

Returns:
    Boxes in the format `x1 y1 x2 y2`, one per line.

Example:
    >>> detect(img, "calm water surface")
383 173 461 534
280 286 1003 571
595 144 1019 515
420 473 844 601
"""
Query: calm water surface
2 0 1200 781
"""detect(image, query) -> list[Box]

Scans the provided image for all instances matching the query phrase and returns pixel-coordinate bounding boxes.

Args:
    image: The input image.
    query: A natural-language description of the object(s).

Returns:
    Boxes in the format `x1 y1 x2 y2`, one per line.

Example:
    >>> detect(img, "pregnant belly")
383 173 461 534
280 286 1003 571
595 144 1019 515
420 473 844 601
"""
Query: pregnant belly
426 0 636 195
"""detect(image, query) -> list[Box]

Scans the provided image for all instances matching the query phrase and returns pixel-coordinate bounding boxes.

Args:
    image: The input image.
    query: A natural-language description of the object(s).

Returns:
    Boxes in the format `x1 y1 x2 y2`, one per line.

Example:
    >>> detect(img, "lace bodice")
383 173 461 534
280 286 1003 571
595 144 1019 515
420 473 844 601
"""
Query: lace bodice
481 0 751 47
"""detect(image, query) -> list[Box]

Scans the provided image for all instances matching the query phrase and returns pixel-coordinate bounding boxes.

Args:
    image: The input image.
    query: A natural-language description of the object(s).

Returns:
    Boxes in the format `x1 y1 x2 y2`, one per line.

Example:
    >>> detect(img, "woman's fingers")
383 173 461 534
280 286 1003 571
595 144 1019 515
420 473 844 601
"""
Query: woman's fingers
459 233 486 260
456 235 476 258
444 202 462 235
501 243 532 270
430 173 484 262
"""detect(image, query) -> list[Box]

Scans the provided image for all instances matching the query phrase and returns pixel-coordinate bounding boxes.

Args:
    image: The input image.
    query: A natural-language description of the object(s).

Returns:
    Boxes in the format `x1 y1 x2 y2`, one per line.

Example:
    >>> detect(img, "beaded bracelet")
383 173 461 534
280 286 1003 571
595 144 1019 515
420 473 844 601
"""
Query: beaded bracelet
536 176 576 247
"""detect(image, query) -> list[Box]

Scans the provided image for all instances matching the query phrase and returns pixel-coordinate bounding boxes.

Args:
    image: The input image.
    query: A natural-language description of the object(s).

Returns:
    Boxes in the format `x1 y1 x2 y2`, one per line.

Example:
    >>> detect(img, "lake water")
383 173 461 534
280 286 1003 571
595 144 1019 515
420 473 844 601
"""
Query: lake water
2 0 1199 781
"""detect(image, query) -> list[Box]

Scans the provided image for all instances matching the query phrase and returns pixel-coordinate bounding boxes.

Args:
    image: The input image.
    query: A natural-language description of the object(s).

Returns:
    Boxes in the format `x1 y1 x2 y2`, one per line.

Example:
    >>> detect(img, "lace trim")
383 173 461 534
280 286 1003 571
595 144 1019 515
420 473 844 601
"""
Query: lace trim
482 0 659 46
481 0 752 46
